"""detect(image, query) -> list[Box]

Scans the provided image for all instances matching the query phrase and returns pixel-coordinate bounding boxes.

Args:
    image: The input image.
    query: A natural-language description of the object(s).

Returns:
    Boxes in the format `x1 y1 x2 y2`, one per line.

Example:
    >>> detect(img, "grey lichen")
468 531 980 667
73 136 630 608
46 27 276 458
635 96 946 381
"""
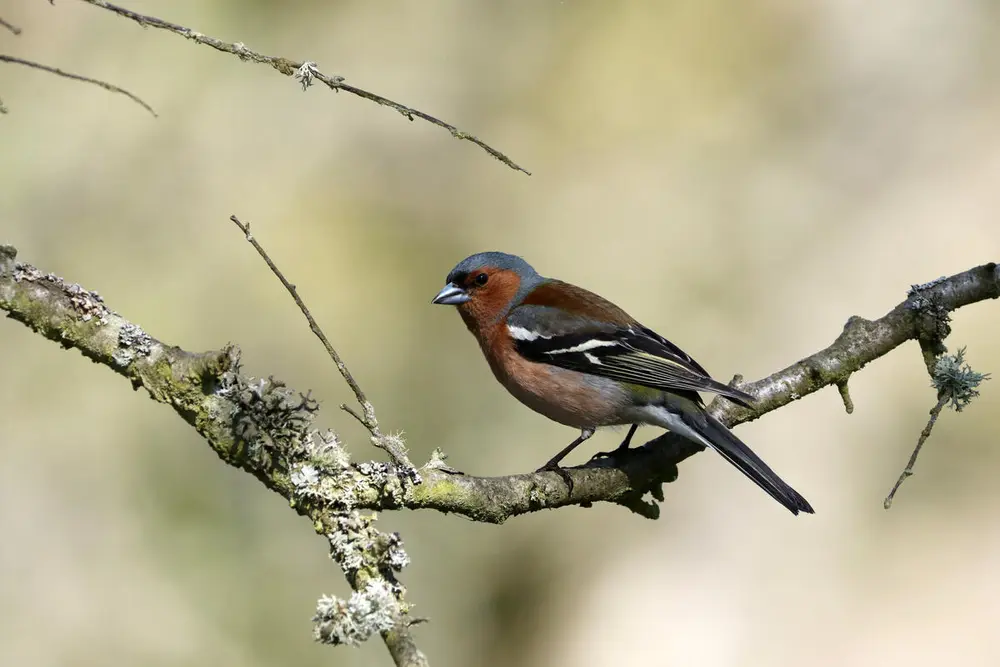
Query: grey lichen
66 283 110 323
907 279 953 342
295 61 318 90
313 579 400 646
13 263 112 325
305 429 351 469
381 530 410 571
290 464 321 490
328 527 366 572
290 461 364 510
314 509 412 647
219 368 319 466
112 321 153 367
909 276 948 293
933 347 991 411
327 512 378 573
325 511 411 579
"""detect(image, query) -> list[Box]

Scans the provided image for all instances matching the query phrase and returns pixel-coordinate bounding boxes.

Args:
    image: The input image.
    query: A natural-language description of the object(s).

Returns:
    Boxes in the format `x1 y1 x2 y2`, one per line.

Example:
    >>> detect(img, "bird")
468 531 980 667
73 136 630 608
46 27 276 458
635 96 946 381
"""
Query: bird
432 251 813 515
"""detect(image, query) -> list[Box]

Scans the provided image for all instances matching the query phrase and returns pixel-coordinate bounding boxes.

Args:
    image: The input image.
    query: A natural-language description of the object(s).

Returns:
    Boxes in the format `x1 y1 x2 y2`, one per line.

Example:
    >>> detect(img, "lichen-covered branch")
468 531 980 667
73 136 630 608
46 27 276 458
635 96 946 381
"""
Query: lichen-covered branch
2 245 997 658
4 243 996 523
0 245 424 666
71 0 529 175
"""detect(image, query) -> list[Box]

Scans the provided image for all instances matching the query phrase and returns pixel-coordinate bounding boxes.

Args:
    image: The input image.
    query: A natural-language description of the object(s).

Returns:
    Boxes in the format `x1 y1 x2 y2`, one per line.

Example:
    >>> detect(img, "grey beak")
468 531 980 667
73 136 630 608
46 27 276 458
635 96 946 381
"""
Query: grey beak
432 282 470 305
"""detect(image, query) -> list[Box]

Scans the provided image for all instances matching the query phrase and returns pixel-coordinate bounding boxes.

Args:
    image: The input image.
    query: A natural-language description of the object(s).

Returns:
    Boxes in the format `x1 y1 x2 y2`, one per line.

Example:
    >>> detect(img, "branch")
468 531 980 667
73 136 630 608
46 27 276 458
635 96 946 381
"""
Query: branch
0 245 425 665
3 243 995 522
72 0 529 175
2 245 997 659
0 54 157 116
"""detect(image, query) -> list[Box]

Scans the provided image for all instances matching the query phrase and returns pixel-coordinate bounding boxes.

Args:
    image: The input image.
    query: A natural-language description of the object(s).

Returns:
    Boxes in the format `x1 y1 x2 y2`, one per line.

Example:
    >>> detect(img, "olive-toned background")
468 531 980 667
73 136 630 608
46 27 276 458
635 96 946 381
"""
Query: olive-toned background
3 1 999 666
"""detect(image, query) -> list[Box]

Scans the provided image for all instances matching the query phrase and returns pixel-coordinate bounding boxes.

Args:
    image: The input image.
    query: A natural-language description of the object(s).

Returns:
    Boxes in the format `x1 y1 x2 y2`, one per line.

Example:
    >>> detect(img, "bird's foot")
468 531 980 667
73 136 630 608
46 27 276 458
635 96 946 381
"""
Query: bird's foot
588 424 639 463
588 443 630 463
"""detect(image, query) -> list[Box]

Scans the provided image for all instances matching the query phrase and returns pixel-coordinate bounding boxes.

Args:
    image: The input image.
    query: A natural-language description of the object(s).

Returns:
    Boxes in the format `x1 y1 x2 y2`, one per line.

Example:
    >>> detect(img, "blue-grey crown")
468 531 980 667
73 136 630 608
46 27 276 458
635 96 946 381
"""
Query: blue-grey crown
445 251 541 285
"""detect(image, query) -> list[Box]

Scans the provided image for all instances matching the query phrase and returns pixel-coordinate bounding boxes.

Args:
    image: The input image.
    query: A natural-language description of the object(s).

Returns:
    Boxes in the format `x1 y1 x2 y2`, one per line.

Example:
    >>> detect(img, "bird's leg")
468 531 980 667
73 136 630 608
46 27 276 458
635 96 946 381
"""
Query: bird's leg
589 424 639 462
536 428 594 493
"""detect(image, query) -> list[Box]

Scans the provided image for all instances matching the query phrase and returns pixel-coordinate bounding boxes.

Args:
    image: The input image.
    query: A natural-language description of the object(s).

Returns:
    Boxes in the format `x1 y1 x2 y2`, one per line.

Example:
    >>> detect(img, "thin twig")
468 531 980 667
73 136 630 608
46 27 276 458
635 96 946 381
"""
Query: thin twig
883 395 948 509
0 54 156 116
0 17 21 35
227 216 368 411
75 0 529 175
228 215 415 471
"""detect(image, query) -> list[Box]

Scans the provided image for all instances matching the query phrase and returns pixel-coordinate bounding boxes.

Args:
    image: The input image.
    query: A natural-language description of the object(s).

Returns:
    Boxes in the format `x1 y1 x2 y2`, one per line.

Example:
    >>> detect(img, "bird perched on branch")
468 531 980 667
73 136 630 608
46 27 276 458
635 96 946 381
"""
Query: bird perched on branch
432 251 813 515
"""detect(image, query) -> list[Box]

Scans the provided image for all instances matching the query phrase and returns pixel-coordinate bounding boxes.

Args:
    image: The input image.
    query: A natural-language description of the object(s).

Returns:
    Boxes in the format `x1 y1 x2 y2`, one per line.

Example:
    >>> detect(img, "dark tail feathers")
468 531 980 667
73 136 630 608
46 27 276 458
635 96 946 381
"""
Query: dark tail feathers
690 413 814 515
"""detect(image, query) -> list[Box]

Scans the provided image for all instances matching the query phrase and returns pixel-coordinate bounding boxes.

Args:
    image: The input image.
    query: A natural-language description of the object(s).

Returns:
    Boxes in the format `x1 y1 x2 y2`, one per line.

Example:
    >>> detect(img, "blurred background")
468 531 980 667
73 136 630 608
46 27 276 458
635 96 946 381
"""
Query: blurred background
2 1 1000 665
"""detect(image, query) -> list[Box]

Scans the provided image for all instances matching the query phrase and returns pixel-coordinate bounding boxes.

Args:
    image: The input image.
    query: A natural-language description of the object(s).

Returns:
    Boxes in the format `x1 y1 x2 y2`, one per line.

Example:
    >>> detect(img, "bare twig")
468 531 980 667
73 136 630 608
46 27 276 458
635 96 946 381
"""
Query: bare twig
884 395 948 509
74 0 529 175
228 215 415 472
883 346 991 509
0 16 21 35
0 54 156 116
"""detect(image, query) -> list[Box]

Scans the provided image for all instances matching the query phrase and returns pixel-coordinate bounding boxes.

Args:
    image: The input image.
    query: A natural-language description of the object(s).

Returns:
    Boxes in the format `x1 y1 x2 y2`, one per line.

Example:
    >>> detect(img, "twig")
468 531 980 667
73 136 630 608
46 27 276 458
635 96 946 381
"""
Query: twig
884 395 948 509
836 378 854 414
0 17 21 35
0 54 156 116
74 0 529 175
228 215 415 471
883 345 990 509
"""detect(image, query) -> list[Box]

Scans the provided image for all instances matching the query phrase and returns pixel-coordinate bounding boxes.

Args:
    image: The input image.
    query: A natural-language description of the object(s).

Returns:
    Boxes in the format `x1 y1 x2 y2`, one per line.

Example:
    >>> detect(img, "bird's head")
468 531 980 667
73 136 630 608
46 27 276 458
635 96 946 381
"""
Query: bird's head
432 251 543 326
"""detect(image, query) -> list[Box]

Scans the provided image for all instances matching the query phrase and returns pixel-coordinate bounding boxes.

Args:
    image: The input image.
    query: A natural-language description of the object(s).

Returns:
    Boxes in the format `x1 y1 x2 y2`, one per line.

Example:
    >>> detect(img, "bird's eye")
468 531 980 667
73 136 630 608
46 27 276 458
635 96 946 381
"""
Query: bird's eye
474 273 489 286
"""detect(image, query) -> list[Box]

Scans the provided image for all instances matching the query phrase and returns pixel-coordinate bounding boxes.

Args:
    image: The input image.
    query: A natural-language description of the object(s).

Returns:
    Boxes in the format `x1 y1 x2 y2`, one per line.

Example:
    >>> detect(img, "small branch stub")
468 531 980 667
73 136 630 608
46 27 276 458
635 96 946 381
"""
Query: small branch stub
836 379 854 414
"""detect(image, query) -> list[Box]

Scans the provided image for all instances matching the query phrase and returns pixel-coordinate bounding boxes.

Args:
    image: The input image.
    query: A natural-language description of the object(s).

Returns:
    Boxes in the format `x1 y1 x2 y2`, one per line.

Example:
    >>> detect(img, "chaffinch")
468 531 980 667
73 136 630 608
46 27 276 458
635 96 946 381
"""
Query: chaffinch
432 251 814 515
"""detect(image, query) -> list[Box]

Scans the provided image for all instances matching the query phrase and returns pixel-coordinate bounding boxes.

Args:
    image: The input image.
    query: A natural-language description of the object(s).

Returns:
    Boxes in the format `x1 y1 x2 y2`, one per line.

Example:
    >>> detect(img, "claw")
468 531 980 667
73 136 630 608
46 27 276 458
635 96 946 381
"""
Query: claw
588 424 639 462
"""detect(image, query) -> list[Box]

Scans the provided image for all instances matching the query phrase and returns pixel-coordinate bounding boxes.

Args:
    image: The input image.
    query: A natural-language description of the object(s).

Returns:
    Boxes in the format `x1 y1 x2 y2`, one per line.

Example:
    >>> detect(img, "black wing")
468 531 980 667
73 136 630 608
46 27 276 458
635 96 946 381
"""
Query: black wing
507 305 754 408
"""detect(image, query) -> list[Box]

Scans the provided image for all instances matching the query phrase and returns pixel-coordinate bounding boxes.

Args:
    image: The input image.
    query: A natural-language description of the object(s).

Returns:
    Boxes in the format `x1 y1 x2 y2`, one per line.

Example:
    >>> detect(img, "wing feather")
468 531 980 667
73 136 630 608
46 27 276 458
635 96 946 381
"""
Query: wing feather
508 305 754 407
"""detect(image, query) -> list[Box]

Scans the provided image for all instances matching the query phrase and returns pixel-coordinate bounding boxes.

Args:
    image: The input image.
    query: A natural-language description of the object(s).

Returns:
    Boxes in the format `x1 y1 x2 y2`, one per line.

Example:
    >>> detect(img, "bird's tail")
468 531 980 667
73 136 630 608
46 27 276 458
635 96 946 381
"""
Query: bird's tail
687 412 814 515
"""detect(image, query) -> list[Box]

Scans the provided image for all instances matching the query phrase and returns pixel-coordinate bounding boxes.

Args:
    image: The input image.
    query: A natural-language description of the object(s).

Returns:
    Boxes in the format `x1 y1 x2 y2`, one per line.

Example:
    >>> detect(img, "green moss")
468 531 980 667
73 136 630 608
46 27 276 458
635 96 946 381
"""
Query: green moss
410 476 464 507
